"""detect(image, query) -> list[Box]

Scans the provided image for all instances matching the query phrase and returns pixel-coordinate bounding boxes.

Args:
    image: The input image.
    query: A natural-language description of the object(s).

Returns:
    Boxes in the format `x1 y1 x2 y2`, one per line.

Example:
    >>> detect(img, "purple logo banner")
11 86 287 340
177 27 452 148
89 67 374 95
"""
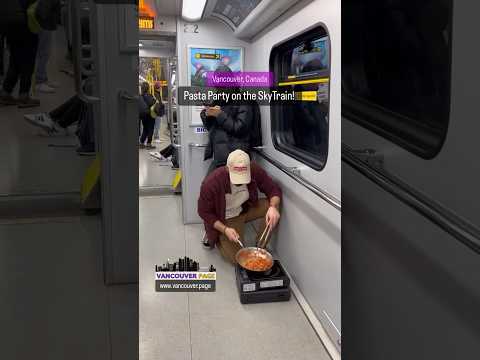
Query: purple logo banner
207 72 273 87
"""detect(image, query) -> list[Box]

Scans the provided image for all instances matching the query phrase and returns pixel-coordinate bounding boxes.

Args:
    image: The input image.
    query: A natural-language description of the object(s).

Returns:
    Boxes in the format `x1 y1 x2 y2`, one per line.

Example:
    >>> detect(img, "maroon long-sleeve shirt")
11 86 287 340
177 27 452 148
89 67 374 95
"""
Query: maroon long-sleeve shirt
198 163 282 247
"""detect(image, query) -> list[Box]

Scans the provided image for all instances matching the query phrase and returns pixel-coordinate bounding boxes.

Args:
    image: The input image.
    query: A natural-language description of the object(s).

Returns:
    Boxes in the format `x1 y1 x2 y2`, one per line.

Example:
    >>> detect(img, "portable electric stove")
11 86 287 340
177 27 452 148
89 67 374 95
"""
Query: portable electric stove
235 260 291 304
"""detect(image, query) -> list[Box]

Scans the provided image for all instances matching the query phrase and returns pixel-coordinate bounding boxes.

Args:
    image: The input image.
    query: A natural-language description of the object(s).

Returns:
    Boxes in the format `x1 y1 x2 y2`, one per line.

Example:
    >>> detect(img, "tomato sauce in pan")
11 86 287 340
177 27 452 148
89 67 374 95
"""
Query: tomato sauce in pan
243 256 272 272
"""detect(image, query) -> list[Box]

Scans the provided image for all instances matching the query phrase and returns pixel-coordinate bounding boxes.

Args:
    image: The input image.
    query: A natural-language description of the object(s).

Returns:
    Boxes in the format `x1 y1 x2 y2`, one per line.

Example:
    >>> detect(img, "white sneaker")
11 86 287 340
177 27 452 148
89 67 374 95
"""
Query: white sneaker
23 113 63 135
149 151 170 161
35 83 56 93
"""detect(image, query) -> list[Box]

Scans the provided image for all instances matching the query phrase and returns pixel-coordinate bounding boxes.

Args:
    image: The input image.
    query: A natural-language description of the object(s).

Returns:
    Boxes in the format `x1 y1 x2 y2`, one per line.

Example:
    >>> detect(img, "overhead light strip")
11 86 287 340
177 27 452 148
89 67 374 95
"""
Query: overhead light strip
182 0 207 22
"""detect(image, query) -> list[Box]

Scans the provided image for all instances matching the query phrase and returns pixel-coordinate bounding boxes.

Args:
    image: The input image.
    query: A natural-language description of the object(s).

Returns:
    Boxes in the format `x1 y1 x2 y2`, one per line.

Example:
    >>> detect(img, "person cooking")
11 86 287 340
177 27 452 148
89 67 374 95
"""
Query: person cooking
198 150 282 264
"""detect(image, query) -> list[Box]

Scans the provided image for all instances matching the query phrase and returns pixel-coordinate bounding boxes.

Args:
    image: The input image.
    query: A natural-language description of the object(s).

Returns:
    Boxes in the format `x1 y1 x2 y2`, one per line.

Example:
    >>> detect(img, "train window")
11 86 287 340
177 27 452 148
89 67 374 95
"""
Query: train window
342 0 453 159
270 25 330 170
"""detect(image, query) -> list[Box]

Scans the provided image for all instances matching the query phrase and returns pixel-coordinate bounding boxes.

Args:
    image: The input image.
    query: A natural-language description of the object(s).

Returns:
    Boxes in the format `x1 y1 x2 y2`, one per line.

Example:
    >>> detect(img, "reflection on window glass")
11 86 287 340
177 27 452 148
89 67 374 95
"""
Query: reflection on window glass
270 26 330 170
278 83 328 157
342 0 452 158
291 37 329 76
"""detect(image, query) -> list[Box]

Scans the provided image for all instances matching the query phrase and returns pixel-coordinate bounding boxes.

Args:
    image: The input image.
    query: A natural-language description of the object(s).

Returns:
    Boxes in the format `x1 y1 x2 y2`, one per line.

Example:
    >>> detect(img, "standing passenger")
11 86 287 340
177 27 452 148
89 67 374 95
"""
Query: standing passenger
139 82 156 149
0 0 40 107
35 29 59 93
200 97 254 173
0 0 61 107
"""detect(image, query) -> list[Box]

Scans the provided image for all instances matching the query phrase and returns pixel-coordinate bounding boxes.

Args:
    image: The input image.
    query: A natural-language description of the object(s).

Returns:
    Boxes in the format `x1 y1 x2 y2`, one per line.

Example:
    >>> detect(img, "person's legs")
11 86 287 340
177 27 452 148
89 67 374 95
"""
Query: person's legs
19 32 39 94
17 30 39 107
35 30 52 85
76 102 96 155
153 116 161 140
1 32 22 100
49 95 82 121
55 96 83 128
159 115 170 142
159 144 173 158
146 118 155 146
23 95 81 135
217 215 246 263
61 3 72 61
140 118 149 144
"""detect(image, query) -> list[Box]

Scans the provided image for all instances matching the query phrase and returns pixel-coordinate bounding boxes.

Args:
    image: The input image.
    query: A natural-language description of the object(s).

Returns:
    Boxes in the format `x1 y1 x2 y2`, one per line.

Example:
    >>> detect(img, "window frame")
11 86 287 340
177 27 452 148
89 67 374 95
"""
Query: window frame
341 1 453 159
269 24 332 171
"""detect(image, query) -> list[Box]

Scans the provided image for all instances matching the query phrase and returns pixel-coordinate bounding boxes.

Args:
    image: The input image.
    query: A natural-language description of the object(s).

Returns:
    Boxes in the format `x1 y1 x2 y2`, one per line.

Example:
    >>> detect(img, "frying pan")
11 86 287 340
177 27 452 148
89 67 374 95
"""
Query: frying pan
235 224 274 272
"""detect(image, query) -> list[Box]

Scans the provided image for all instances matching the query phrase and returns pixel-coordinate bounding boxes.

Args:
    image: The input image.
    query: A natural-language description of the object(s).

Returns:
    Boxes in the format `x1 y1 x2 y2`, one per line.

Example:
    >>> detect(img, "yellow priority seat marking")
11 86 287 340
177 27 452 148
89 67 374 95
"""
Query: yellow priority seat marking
172 170 182 189
81 155 101 203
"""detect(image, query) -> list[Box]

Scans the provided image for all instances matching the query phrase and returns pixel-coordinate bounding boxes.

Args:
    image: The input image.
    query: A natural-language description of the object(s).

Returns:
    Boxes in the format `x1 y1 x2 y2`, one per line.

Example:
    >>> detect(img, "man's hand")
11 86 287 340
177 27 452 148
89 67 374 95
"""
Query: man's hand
205 105 222 118
224 227 240 243
266 206 281 228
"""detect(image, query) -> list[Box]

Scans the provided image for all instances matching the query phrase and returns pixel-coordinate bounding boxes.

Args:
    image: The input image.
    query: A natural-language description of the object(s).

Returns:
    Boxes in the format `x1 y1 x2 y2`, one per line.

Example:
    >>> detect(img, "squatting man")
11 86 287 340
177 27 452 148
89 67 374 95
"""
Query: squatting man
198 150 282 263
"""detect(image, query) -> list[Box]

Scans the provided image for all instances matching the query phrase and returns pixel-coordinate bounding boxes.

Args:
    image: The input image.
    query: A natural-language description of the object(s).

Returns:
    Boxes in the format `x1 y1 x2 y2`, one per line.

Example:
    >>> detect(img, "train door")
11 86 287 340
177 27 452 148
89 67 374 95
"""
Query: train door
78 1 139 284
138 2 179 195
138 50 175 192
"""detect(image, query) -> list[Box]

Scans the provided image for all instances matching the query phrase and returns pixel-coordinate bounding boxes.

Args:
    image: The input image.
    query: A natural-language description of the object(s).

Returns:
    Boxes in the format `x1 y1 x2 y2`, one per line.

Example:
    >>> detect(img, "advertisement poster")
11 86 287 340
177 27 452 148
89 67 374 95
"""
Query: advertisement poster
188 46 244 125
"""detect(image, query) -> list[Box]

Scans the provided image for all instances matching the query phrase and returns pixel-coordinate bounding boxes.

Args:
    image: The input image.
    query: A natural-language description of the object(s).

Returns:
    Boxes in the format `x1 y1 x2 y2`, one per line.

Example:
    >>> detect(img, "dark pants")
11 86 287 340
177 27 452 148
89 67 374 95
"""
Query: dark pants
77 99 95 148
50 95 84 128
217 199 271 263
140 117 155 144
2 27 39 95
161 144 180 168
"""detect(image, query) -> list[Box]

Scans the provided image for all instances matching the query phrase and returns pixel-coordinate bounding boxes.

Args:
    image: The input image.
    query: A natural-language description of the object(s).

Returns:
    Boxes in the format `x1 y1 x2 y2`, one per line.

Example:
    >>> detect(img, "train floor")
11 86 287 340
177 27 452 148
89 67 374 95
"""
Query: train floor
0 29 136 359
0 214 137 359
139 194 330 360
139 139 176 191
0 29 91 196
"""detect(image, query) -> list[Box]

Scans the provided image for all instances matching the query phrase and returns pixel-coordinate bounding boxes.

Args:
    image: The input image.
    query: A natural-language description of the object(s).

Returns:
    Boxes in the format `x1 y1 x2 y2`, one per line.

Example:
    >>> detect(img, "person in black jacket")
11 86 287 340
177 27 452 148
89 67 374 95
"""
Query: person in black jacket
201 97 254 173
0 0 39 107
139 82 157 149
0 0 61 107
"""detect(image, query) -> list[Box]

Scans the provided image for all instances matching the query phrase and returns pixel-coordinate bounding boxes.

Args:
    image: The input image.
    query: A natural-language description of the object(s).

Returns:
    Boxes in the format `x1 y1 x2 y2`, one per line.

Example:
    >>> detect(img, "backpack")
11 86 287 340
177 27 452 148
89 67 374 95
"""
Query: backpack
152 101 165 118
249 100 262 148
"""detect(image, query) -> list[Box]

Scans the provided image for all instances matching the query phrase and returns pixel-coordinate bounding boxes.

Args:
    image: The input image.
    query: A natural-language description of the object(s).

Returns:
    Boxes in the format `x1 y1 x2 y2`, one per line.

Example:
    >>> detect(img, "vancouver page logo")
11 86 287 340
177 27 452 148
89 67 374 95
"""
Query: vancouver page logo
155 257 216 292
